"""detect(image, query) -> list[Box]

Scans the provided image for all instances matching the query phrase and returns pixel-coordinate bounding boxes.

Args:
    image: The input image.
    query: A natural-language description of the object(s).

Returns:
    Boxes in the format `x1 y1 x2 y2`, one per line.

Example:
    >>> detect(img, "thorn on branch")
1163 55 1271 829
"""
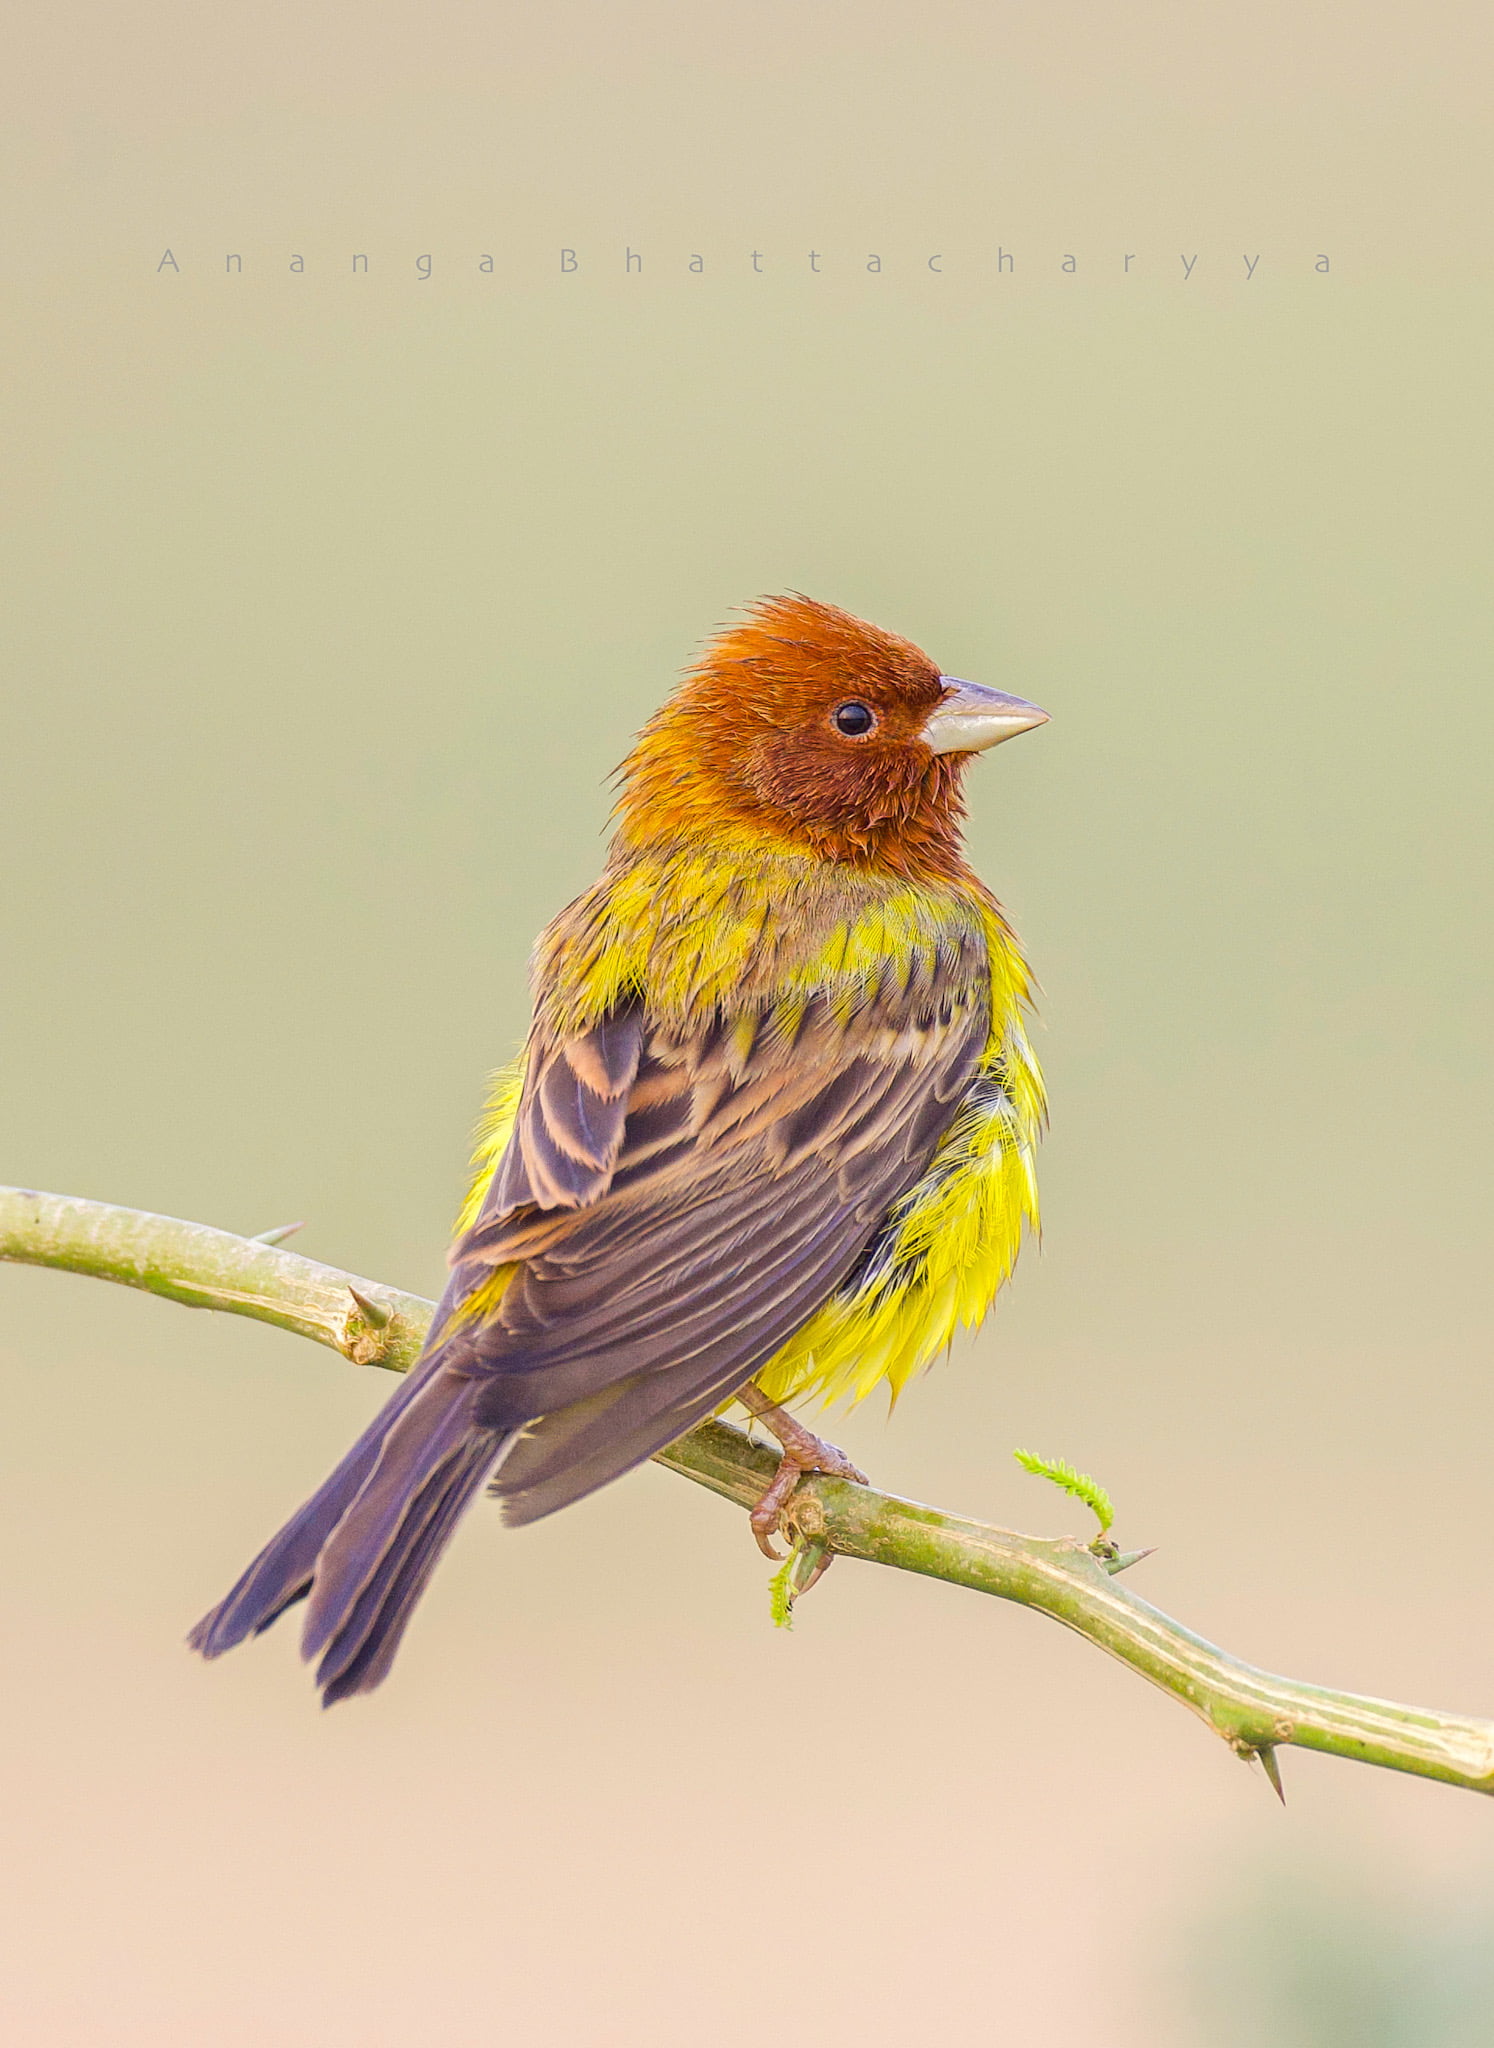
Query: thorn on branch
347 1286 392 1329
1101 1546 1157 1576
1229 1731 1288 1804
249 1221 305 1246
344 1287 396 1363
1256 1744 1287 1804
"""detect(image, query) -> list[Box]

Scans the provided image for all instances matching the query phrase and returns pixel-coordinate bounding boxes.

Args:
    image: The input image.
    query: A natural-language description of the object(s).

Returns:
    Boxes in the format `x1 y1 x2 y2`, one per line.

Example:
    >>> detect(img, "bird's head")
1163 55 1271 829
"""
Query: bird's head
616 594 1047 880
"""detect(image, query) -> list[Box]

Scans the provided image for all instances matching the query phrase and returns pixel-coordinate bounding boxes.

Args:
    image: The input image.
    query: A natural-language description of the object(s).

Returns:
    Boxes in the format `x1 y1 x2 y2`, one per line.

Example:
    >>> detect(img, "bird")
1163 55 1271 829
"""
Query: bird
189 594 1049 1704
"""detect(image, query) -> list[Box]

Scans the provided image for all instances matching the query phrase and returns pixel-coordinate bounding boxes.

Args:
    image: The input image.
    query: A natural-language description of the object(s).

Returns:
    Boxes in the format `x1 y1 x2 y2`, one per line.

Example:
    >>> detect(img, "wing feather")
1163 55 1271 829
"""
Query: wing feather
433 978 988 1519
481 1007 645 1215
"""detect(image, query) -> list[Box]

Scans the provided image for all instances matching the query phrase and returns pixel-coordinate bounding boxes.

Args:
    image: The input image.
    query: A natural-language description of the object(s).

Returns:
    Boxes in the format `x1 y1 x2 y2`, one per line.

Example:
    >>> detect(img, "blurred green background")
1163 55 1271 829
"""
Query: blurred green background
2 3 1491 2043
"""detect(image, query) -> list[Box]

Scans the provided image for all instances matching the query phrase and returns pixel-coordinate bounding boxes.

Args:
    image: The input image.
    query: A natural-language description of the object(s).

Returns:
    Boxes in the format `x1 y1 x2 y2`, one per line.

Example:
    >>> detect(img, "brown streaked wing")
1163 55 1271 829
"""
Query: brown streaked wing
442 982 987 1520
480 1006 645 1216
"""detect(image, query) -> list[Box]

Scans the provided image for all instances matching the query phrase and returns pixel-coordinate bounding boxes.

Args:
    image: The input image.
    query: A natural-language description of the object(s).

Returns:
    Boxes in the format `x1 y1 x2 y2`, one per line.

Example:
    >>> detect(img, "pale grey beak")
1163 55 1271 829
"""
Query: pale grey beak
921 676 1050 755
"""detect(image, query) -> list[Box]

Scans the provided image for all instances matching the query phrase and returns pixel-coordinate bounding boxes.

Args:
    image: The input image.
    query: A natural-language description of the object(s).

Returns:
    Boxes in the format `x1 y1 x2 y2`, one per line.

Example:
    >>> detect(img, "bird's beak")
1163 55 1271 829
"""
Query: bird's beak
921 677 1050 755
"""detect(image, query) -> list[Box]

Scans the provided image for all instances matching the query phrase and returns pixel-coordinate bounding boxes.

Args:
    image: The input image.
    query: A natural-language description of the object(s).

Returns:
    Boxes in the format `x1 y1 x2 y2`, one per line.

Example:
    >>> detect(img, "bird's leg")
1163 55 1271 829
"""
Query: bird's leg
737 1383 868 1562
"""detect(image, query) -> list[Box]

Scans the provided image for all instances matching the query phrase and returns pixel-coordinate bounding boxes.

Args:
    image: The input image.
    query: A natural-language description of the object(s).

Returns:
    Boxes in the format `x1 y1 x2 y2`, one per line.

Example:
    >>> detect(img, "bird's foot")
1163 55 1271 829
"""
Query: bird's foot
738 1385 867 1564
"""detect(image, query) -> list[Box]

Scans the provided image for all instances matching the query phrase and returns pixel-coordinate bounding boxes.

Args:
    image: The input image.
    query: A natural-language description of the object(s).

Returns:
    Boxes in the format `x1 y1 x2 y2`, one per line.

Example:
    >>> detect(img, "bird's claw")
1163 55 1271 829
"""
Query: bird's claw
750 1460 802 1559
743 1397 867 1559
751 1503 791 1561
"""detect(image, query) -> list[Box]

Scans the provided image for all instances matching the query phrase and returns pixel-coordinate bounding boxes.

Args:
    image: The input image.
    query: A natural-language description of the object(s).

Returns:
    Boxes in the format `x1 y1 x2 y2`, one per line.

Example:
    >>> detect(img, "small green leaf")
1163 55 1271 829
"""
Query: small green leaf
768 1552 797 1629
1013 1448 1114 1537
767 1539 830 1628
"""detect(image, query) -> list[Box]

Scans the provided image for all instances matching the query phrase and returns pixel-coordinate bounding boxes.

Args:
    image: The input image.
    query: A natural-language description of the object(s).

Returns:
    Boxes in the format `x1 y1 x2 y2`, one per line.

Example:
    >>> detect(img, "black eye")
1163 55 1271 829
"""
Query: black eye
833 701 877 737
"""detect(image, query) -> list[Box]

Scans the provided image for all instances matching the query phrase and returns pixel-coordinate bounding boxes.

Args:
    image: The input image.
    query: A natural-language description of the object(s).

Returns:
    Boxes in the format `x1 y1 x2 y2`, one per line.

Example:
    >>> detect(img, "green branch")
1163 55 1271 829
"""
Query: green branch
4 1182 1493 1800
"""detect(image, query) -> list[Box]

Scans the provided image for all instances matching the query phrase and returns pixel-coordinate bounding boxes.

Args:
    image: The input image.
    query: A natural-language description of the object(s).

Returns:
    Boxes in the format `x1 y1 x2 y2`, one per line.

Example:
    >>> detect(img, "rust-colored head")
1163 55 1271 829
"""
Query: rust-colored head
616 594 1045 880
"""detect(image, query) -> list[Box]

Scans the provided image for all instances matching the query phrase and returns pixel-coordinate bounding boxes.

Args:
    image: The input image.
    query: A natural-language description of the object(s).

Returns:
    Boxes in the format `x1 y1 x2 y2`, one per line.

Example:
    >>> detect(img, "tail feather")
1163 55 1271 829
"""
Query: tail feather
189 1341 508 1704
315 1432 507 1705
186 1357 442 1660
299 1369 507 1696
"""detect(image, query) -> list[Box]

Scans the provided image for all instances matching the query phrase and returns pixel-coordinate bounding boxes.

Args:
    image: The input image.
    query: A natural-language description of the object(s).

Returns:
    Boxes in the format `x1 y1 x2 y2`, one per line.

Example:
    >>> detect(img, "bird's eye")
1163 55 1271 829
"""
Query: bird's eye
832 701 877 737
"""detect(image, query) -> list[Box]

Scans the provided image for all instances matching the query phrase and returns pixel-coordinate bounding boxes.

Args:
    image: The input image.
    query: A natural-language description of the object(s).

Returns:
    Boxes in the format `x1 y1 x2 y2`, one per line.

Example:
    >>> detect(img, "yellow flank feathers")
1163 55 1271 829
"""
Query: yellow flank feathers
758 903 1043 1410
756 1032 1041 1411
456 1054 528 1235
